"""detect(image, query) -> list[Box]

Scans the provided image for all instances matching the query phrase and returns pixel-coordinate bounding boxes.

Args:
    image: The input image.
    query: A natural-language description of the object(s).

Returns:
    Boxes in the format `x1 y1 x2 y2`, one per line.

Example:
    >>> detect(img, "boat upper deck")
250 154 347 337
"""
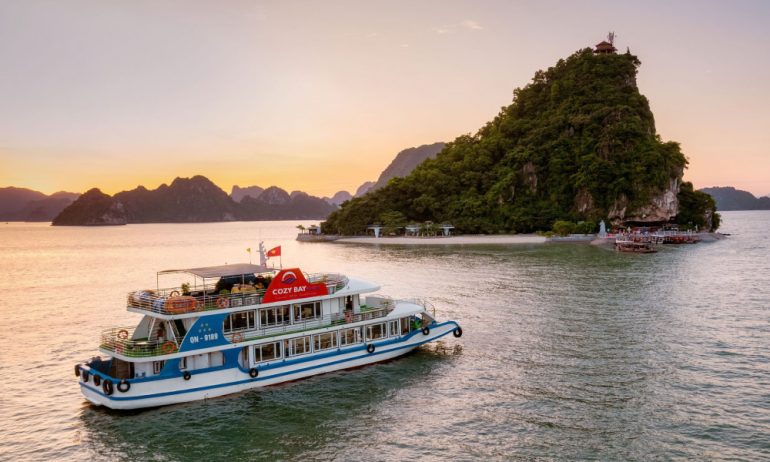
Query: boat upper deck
102 298 433 358
127 271 351 316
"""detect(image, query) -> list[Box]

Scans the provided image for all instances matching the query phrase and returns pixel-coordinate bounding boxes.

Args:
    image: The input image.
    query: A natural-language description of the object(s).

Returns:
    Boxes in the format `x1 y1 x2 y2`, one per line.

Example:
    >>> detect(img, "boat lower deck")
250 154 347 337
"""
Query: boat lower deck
79 321 461 410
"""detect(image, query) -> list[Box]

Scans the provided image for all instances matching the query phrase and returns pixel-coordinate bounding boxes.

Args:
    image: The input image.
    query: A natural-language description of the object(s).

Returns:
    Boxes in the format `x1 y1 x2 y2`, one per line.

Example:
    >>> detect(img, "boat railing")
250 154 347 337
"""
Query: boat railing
126 273 350 315
306 272 348 291
372 295 436 317
392 297 435 316
100 327 178 358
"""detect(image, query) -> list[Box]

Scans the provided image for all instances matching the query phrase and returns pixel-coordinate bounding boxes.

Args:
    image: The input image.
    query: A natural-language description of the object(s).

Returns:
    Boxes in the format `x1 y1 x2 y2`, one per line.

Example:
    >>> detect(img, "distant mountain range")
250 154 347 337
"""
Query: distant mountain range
323 190 353 206
700 187 770 211
232 142 446 208
9 141 446 224
52 176 336 226
353 142 445 197
0 187 79 221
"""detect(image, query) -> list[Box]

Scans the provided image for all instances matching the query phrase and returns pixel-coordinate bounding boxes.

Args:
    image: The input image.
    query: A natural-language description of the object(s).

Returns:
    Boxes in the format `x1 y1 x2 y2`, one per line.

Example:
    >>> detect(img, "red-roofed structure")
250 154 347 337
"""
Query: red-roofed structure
594 40 617 54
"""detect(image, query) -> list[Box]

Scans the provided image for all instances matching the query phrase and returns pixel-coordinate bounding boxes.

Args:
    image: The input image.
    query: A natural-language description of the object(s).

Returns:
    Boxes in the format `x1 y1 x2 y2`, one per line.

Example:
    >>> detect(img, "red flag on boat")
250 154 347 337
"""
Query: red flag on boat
266 246 281 258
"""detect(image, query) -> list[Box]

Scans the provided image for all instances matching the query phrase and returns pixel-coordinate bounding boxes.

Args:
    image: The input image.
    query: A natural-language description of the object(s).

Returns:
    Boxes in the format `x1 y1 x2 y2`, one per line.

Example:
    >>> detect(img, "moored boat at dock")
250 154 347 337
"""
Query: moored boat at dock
615 238 658 253
76 246 463 410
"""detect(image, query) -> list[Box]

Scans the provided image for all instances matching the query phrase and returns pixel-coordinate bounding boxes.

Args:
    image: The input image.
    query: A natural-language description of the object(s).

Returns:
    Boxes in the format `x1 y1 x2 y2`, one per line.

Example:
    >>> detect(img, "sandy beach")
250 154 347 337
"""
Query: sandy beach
334 234 548 245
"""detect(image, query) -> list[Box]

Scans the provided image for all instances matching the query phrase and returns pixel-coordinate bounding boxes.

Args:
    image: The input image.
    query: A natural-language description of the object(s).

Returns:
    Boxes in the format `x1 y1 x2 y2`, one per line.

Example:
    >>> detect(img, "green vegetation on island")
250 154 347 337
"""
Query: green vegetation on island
323 47 718 235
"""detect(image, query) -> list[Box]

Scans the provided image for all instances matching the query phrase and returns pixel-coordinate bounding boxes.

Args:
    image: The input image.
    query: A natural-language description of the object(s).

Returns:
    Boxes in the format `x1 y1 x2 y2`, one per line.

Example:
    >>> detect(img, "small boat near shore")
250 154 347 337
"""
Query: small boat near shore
76 246 462 410
615 238 658 253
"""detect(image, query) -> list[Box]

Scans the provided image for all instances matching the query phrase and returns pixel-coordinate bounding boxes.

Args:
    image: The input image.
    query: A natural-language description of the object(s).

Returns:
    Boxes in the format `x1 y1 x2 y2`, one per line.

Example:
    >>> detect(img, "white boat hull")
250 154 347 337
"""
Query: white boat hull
80 322 459 410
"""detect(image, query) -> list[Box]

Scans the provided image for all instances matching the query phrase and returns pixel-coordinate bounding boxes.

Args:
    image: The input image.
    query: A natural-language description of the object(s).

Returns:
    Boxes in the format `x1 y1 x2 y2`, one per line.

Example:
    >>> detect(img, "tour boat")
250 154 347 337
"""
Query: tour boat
75 245 463 410
615 238 658 253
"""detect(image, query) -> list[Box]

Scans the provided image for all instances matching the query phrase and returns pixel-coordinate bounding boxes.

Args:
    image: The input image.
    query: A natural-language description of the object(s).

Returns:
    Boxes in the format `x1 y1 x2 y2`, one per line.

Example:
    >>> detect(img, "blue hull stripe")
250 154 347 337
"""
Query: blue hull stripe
80 322 459 402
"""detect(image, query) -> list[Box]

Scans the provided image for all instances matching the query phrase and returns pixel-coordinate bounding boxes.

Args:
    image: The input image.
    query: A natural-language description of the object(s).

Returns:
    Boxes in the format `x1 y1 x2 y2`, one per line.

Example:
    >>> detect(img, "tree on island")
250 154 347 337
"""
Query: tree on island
380 210 407 236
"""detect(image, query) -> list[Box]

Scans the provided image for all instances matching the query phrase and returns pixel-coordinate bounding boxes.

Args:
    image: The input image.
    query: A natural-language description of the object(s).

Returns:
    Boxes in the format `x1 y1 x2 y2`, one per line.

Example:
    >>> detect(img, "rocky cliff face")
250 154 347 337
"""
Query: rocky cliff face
609 175 682 224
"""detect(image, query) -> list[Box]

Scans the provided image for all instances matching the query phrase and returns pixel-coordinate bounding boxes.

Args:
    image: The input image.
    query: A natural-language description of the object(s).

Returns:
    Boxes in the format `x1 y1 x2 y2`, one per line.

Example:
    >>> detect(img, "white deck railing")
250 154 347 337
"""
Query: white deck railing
126 273 349 316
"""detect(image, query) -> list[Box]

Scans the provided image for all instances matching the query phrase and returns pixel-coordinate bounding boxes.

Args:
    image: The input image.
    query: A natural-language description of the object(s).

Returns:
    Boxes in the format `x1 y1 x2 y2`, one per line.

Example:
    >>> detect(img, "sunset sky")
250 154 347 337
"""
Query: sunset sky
1 0 769 197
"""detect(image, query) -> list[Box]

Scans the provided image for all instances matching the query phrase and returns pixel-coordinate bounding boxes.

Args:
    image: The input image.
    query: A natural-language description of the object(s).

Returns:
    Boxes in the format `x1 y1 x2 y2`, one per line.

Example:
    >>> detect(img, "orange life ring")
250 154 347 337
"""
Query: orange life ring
117 329 129 339
161 341 177 354
231 332 244 343
216 297 229 309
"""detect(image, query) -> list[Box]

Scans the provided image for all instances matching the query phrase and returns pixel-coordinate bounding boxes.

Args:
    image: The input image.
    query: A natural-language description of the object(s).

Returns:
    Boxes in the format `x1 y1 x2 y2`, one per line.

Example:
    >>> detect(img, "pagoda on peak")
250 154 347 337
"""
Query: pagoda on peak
594 31 617 54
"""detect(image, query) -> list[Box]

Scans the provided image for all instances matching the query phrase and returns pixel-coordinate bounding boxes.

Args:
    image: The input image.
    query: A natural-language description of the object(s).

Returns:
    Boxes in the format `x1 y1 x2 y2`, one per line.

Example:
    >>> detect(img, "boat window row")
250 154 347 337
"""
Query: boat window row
223 301 322 333
246 318 412 365
127 317 417 378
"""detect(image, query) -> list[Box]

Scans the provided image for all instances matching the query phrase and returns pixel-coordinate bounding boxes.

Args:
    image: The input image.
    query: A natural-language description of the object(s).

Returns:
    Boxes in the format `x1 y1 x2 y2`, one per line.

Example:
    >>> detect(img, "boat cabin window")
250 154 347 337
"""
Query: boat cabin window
224 310 256 332
289 336 311 356
255 342 281 363
259 306 290 327
366 323 386 341
293 301 321 322
179 357 188 370
400 317 411 335
153 360 165 375
313 332 337 352
340 327 362 346
388 320 400 337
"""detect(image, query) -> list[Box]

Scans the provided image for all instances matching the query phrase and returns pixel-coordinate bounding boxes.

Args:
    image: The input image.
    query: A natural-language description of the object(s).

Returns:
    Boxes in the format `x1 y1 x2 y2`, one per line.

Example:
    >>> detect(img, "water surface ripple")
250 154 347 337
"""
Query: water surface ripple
0 211 769 461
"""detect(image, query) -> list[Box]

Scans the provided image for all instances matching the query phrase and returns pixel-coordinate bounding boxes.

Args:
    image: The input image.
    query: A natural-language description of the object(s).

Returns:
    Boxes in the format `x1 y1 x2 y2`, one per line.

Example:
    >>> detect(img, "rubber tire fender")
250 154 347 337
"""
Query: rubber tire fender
421 326 430 336
183 371 192 381
367 344 375 354
74 364 81 377
117 380 131 393
249 368 259 378
93 375 101 386
102 380 114 396
453 327 463 338
81 370 89 383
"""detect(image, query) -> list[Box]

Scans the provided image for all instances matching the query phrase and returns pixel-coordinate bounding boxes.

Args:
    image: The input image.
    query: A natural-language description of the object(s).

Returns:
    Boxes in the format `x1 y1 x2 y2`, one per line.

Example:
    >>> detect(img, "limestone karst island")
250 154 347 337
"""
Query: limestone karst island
322 39 718 241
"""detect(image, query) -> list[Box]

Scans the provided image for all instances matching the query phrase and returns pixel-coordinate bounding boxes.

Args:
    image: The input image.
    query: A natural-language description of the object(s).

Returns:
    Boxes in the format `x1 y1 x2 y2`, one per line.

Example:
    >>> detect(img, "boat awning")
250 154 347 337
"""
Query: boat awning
158 263 274 279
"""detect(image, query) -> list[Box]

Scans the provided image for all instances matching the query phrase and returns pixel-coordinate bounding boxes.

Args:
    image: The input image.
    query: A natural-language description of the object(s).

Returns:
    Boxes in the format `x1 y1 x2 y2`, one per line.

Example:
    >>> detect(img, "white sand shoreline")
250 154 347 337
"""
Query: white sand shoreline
333 234 548 245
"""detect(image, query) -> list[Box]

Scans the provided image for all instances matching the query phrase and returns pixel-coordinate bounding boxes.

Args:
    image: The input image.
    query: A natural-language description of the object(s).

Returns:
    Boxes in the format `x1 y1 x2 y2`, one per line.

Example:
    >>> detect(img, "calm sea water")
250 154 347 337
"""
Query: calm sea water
1 212 769 461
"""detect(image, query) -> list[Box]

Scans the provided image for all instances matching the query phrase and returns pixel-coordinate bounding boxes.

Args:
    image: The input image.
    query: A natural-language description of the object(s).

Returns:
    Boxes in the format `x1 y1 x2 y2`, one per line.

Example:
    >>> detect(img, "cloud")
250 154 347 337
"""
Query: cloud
461 20 483 31
432 20 483 35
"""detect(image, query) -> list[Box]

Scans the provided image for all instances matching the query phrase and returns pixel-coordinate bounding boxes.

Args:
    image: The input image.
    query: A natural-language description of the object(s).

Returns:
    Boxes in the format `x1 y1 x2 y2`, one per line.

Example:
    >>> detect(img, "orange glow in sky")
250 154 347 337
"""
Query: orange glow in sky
1 1 769 197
